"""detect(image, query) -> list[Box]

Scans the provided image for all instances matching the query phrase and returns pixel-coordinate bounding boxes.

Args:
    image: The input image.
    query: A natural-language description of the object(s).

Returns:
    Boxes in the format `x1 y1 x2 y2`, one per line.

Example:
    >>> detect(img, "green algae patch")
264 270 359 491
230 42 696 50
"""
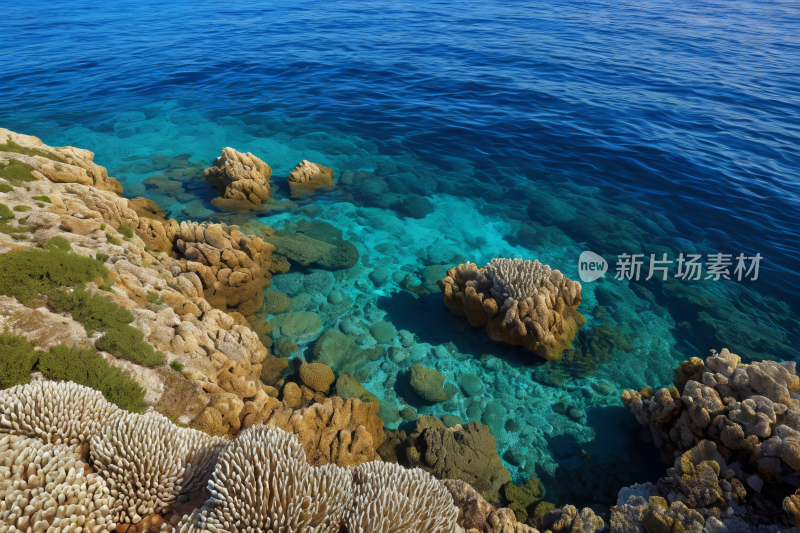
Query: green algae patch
44 235 71 252
0 203 13 220
49 287 134 334
13 205 31 212
32 195 51 203
0 333 40 389
0 248 109 306
96 327 164 367
38 345 146 413
0 331 146 413
0 136 63 162
169 360 184 372
48 286 164 367
118 223 134 238
106 232 122 246
0 159 38 183
0 183 13 193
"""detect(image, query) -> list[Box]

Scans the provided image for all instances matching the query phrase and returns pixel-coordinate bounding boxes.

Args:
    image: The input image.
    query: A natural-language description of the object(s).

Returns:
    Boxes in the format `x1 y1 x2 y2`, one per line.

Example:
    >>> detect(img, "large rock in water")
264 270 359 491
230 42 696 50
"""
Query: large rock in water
287 159 335 198
438 259 585 361
409 363 457 403
203 147 272 206
398 420 512 504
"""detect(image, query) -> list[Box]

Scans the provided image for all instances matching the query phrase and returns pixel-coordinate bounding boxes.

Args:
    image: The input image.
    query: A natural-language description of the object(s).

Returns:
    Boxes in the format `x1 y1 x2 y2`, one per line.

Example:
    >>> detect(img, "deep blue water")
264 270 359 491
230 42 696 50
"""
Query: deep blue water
2 0 800 513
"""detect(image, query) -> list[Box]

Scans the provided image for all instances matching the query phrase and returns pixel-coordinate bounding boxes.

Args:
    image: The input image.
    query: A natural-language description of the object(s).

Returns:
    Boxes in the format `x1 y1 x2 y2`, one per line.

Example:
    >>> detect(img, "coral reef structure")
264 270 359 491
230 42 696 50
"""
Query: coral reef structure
617 348 800 532
438 259 585 360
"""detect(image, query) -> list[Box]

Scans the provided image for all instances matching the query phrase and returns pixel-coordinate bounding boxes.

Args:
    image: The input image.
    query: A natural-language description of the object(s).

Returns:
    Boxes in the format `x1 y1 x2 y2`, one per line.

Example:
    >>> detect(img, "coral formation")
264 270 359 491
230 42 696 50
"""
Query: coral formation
202 147 272 207
438 259 585 360
617 348 800 531
91 410 225 523
347 461 459 532
176 425 350 532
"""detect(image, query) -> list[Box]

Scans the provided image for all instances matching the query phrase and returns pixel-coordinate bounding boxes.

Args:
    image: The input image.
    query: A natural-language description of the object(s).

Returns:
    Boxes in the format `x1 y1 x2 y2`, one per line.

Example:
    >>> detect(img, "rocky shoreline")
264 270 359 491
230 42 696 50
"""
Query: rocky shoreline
0 127 798 532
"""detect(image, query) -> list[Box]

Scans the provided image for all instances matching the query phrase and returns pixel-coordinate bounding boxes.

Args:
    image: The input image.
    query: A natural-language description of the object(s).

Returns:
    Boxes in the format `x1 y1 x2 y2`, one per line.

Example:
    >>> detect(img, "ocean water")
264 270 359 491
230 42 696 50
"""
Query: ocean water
2 0 799 515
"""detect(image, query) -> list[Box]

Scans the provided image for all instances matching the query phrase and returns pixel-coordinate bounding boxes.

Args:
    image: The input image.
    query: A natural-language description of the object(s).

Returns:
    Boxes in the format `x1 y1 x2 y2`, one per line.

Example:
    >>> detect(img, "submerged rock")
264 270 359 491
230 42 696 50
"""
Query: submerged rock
287 159 335 198
410 363 458 403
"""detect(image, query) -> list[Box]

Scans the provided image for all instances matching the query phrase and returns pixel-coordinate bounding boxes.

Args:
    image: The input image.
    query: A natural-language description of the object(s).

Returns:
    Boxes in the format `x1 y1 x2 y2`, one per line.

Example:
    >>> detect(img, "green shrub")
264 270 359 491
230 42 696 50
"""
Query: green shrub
38 345 145 413
0 203 13 220
0 160 37 183
169 360 184 372
96 253 110 263
106 233 121 246
100 223 106 230
32 195 51 203
49 287 135 334
118 224 134 239
146 291 163 305
44 235 71 252
13 205 31 212
0 136 63 162
0 248 109 305
0 334 39 389
0 183 13 193
96 327 164 367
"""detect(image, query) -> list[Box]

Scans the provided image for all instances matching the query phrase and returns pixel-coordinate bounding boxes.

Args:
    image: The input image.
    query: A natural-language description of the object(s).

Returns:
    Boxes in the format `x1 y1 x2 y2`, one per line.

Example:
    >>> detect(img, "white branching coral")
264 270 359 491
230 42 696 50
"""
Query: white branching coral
90 411 225 524
0 381 120 445
347 462 459 533
0 435 115 533
485 258 553 303
175 425 352 533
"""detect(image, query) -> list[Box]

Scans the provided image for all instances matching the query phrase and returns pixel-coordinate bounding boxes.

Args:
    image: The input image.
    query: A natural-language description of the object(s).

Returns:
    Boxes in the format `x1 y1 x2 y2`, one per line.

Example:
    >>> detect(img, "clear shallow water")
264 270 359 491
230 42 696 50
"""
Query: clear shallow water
2 0 800 514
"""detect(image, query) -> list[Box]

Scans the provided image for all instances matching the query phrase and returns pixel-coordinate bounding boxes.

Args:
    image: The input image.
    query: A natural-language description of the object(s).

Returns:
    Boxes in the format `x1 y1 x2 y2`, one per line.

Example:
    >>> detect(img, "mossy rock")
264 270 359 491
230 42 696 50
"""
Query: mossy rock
264 220 358 270
0 136 63 162
262 289 292 314
312 329 367 375
0 160 37 183
459 373 484 397
269 311 323 343
369 320 397 344
272 336 298 358
334 373 379 404
409 363 457 403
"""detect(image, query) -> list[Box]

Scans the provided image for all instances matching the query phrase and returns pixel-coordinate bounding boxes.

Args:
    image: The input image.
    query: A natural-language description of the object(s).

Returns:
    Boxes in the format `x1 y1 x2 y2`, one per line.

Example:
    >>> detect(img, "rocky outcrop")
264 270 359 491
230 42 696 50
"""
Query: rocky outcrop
287 159 335 198
171 220 275 316
202 147 272 207
1 128 123 193
438 259 585 360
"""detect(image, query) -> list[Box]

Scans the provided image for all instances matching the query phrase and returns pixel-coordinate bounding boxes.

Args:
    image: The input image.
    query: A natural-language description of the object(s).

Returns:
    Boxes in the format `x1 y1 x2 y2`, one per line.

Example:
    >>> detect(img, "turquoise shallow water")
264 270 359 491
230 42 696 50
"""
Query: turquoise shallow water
2 0 800 515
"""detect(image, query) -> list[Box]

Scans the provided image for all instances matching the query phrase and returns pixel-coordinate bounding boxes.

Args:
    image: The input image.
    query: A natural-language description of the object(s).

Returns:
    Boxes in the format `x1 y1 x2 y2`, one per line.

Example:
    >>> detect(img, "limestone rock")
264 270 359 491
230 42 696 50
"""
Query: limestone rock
202 147 272 206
